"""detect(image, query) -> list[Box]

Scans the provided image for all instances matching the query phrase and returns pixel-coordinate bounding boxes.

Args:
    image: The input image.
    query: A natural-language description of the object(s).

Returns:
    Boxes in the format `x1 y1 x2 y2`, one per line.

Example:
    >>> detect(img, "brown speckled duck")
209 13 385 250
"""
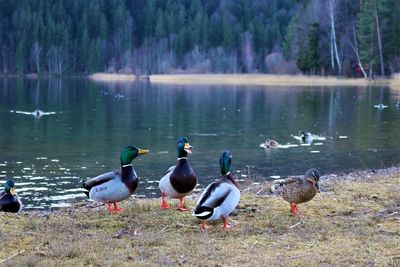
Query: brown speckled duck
271 169 320 216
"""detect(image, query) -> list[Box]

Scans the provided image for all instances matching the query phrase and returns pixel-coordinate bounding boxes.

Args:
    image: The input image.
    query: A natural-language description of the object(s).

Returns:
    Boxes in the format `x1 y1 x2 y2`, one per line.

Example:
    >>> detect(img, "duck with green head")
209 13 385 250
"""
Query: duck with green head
159 137 197 211
82 145 149 213
193 150 240 229
0 179 22 213
271 169 320 216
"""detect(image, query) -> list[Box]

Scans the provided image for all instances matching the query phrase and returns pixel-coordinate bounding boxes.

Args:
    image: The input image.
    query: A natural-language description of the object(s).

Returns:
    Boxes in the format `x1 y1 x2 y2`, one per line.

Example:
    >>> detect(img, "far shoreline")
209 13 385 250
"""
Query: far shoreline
88 73 400 88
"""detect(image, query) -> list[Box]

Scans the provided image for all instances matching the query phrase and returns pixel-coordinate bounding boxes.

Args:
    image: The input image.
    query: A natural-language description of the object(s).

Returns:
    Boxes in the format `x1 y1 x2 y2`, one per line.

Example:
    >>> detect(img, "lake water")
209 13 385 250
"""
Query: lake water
1 78 400 209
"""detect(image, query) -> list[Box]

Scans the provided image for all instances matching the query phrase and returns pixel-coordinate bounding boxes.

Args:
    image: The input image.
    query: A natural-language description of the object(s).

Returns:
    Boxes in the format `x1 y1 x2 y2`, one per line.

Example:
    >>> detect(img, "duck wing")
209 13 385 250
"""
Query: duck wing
164 165 176 176
196 181 231 209
271 176 303 195
83 170 119 192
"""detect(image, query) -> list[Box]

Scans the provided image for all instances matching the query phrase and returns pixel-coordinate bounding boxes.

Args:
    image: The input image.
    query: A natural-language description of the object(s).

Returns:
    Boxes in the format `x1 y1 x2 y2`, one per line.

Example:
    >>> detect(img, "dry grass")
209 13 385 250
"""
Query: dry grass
88 73 400 88
89 73 138 81
148 74 376 86
390 73 400 89
0 173 399 266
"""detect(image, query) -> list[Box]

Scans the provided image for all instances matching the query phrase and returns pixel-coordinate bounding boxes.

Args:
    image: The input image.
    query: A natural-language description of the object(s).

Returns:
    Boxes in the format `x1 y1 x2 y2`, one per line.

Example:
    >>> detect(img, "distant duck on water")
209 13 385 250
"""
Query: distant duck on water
264 139 279 148
300 131 313 143
159 137 198 211
0 180 22 213
82 146 149 213
271 169 320 216
193 150 240 229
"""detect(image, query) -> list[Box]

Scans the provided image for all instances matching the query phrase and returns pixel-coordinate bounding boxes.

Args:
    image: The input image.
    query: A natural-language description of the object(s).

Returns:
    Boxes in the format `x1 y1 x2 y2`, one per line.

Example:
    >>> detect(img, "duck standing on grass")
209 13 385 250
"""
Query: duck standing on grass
159 137 197 211
82 146 149 213
271 169 320 216
193 150 240 229
0 180 22 213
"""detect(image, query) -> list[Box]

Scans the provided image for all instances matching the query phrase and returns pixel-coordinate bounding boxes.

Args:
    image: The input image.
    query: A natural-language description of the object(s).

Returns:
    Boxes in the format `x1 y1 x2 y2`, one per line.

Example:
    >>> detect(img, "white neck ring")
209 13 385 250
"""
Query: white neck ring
122 164 132 168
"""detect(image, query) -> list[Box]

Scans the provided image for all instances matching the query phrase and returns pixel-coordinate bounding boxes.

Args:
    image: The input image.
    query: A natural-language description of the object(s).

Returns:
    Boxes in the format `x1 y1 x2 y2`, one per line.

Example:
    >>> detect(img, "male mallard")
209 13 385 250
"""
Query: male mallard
82 146 149 213
300 131 313 143
271 169 320 216
159 137 197 211
193 150 240 229
0 179 22 213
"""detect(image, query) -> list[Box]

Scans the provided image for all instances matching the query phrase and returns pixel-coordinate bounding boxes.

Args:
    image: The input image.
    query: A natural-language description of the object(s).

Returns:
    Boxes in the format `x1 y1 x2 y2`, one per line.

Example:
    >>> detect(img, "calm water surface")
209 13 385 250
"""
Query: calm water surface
1 78 399 209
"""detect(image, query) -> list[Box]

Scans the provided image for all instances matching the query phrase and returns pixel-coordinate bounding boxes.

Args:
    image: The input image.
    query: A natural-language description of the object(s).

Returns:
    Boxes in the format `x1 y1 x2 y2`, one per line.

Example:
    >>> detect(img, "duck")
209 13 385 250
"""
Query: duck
271 169 320 216
82 146 149 213
193 150 240 229
265 139 279 148
374 104 388 109
159 137 197 211
300 131 313 144
0 179 22 213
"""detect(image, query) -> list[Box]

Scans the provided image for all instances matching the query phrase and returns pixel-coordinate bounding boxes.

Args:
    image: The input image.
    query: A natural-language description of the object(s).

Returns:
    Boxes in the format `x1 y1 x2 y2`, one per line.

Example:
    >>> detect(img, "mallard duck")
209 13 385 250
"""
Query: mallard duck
374 104 388 109
159 137 197 211
271 169 320 216
300 131 313 144
82 146 149 213
0 180 22 213
265 139 279 148
193 150 240 229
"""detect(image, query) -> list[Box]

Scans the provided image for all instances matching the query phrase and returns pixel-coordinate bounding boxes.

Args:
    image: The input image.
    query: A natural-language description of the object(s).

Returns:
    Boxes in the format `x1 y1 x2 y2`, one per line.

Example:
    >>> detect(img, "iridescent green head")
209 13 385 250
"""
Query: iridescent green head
120 146 149 165
177 137 193 158
4 179 16 195
220 150 232 175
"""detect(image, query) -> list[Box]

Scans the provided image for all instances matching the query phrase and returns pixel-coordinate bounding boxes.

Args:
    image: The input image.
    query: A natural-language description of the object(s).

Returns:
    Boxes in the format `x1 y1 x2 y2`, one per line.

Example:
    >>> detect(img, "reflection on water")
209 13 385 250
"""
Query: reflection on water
1 78 400 209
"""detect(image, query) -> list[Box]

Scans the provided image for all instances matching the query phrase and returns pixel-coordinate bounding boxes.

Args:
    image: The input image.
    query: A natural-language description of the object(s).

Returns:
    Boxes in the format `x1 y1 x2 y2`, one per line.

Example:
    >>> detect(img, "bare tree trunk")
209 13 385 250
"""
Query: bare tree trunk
330 32 335 69
32 42 41 73
351 24 367 78
374 0 385 77
328 0 341 73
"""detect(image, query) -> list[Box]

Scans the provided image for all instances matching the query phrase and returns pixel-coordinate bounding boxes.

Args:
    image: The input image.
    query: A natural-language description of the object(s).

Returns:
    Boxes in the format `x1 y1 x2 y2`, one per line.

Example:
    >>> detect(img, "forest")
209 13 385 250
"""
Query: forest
0 0 399 77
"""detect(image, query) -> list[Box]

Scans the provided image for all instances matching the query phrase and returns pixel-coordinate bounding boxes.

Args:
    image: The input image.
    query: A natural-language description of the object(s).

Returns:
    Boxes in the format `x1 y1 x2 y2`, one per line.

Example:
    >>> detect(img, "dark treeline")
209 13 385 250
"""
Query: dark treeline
0 0 399 77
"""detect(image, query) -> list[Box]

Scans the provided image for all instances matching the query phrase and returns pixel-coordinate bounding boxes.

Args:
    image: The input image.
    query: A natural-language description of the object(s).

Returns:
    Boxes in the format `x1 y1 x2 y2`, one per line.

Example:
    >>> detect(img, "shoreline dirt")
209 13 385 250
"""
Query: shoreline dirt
0 167 399 266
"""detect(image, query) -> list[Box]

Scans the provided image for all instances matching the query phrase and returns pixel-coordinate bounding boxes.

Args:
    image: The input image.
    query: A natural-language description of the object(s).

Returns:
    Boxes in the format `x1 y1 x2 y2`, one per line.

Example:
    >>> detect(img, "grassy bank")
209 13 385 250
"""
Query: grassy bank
0 170 399 266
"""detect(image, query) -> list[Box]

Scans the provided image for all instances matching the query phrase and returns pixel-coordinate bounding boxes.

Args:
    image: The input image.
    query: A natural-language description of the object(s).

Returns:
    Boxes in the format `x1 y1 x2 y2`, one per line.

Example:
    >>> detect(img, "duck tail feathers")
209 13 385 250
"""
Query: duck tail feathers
270 181 284 194
193 206 214 220
83 190 90 198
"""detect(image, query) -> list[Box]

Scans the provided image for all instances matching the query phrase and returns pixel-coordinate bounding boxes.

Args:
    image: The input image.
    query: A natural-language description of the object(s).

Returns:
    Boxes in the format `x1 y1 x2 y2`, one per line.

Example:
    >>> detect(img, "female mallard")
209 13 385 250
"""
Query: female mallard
82 146 149 213
159 137 197 211
271 169 320 216
265 139 279 148
0 180 22 213
193 150 240 229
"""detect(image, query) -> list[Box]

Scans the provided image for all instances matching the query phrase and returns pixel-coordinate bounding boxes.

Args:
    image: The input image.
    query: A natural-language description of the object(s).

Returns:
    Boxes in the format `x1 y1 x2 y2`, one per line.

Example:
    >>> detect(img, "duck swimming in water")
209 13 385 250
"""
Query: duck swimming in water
0 180 22 213
271 169 320 216
82 146 149 213
193 150 240 229
159 137 198 211
264 139 279 148
300 131 313 143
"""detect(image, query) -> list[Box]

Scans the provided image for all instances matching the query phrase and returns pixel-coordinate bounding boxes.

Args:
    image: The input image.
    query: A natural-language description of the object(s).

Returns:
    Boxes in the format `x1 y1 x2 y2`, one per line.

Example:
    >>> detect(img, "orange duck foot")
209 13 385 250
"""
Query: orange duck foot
113 202 123 213
290 203 299 216
160 192 170 209
177 198 187 211
221 218 232 229
201 221 212 230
